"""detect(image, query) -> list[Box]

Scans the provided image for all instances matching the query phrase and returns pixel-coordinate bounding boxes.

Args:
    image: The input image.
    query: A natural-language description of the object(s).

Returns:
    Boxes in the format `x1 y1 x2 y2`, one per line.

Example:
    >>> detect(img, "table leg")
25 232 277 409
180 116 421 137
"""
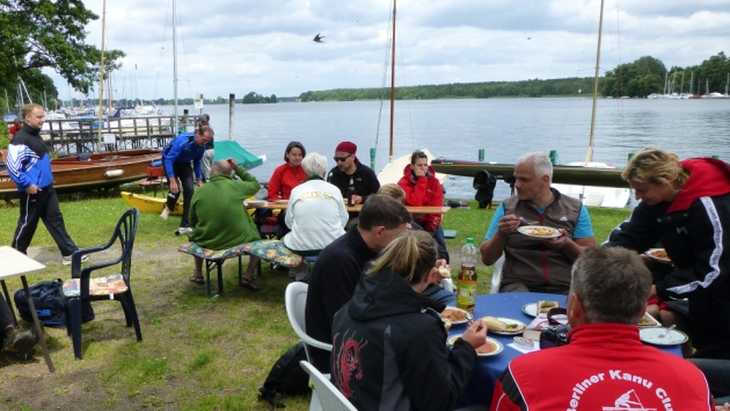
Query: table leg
20 276 55 373
1 280 18 326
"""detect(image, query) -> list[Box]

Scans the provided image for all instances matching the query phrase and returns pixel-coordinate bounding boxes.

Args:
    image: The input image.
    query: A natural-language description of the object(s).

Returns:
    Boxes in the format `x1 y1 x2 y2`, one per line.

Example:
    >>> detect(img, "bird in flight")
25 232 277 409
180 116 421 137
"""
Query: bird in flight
313 33 325 43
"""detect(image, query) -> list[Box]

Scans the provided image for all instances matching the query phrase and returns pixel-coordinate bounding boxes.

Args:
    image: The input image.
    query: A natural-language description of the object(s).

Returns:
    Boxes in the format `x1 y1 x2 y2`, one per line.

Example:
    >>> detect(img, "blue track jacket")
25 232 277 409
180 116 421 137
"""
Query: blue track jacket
162 132 205 179
6 124 54 191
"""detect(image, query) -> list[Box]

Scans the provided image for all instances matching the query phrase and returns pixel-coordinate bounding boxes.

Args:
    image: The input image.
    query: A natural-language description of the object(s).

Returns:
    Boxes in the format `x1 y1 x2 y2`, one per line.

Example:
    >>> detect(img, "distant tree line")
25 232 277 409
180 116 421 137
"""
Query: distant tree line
59 91 278 108
601 52 729 97
299 78 596 101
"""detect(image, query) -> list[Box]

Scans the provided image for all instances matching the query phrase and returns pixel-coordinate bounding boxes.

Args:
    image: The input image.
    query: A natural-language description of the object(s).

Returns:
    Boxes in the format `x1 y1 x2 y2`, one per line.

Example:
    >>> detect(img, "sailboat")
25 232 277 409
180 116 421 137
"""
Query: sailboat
375 0 446 186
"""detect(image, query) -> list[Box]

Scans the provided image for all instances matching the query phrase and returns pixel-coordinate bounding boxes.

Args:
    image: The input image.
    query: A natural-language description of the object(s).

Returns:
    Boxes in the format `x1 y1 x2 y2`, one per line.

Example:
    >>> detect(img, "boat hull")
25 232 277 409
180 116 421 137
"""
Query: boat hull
431 159 629 188
0 149 161 198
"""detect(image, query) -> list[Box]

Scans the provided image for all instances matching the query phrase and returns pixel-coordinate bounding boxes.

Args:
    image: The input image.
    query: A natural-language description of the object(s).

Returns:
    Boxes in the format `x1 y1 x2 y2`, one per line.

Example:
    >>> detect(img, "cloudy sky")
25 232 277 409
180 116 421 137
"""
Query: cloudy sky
50 0 730 100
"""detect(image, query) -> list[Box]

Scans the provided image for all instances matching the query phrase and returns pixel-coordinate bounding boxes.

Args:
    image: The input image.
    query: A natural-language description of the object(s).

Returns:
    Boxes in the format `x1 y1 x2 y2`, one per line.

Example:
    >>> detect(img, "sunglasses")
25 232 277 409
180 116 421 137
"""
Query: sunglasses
334 154 352 162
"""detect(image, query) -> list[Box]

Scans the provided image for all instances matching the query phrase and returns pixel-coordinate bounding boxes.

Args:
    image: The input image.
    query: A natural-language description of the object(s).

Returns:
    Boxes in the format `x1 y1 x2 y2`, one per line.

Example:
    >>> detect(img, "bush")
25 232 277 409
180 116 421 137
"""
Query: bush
0 121 9 150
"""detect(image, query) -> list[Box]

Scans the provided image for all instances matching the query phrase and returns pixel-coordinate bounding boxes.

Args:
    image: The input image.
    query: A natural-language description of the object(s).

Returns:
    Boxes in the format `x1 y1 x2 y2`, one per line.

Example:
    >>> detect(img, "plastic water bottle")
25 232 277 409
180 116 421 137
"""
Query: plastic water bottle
457 237 478 311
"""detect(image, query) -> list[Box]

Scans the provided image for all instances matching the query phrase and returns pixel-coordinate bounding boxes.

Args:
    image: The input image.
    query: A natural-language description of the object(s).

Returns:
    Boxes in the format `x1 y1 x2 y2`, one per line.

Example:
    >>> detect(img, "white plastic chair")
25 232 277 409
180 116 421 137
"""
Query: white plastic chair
300 360 358 411
284 282 333 361
489 255 505 294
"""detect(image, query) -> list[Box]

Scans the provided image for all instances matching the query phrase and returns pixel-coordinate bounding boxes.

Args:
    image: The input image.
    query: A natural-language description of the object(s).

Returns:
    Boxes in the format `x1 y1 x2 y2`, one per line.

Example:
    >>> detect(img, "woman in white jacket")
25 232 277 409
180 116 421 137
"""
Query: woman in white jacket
284 153 349 254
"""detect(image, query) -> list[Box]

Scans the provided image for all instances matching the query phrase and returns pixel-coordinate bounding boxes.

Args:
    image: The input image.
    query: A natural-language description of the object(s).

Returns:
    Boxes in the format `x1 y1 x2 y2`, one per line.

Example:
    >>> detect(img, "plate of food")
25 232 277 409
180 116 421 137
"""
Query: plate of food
645 248 671 263
638 312 661 327
481 316 526 335
441 307 472 325
244 199 267 207
639 327 688 346
522 300 560 317
447 335 503 357
517 225 561 239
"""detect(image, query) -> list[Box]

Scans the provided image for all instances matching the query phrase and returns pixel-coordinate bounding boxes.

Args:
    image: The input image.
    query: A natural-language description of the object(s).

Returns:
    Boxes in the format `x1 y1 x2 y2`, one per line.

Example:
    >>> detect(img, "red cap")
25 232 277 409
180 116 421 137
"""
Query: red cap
335 141 357 155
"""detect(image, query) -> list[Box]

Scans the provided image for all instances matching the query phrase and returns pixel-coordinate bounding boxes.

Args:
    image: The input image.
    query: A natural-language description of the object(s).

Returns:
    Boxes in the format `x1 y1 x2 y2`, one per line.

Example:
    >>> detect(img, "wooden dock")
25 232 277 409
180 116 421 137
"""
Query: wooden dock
40 115 179 154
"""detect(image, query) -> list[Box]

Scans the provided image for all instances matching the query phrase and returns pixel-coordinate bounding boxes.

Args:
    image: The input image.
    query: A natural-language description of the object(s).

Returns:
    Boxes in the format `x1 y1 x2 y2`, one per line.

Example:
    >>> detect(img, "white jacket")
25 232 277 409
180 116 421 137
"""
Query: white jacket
283 179 349 252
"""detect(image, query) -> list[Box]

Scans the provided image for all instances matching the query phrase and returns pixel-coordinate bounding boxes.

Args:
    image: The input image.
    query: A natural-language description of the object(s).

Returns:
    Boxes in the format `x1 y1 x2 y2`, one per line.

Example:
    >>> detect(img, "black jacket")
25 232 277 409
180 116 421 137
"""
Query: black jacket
330 269 476 411
607 158 730 358
326 158 380 201
305 229 378 372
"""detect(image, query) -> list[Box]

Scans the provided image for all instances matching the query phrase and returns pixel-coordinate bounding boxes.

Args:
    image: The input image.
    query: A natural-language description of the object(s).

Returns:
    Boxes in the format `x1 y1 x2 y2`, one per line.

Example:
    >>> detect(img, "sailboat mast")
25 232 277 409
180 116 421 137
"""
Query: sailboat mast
172 0 179 135
388 0 396 161
97 0 107 143
586 0 605 163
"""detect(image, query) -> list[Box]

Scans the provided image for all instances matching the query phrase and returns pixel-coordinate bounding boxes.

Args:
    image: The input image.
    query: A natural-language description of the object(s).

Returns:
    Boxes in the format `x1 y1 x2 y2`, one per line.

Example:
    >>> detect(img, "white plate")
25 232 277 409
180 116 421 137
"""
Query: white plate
244 200 266 207
645 248 671 263
517 225 561 239
447 335 504 357
638 312 661 328
521 301 561 317
441 307 472 325
639 327 688 346
481 316 527 335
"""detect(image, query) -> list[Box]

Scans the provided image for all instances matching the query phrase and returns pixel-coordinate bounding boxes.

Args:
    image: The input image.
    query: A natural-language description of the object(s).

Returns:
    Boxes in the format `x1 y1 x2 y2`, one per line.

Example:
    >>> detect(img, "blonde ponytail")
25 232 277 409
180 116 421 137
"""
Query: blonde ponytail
367 230 437 284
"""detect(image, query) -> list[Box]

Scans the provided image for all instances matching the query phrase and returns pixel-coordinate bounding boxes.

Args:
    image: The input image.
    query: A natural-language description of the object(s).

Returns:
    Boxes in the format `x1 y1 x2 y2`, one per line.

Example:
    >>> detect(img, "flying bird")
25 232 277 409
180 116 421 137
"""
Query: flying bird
313 33 325 43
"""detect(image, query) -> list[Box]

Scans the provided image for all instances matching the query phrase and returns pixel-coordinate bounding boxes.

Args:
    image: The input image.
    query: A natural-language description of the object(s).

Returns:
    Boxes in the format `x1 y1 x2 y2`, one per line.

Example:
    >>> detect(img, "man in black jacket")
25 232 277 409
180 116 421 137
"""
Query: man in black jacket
326 141 380 205
305 194 410 372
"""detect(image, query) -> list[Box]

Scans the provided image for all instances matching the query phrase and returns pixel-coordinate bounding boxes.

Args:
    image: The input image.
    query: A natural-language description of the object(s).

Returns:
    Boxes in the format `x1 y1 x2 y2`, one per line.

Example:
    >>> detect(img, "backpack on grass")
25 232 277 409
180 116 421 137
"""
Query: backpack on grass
258 342 310 408
14 279 94 328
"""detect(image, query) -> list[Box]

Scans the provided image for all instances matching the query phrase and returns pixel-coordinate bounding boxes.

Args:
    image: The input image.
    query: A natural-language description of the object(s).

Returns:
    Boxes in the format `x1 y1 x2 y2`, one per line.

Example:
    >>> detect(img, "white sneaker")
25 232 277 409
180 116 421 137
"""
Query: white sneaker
62 254 89 266
174 227 193 236
160 207 170 220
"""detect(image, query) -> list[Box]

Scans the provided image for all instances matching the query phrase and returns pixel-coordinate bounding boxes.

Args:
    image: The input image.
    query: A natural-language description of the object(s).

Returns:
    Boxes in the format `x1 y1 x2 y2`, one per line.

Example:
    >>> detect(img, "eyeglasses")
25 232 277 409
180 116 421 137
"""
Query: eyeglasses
334 154 352 162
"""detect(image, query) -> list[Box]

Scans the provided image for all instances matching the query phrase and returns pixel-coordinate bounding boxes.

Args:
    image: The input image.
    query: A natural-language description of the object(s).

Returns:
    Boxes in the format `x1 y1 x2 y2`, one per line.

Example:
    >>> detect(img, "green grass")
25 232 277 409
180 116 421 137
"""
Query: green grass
0 196 630 410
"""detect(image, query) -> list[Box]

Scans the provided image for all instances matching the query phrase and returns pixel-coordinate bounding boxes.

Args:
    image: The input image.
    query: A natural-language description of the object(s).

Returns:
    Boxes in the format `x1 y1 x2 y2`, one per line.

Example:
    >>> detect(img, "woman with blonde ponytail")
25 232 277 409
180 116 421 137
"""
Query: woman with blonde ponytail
608 148 730 359
329 230 486 410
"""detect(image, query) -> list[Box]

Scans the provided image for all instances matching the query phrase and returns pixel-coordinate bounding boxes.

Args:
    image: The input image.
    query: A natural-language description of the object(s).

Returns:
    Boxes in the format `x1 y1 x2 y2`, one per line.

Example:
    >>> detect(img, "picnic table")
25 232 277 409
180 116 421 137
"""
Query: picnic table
244 200 450 215
450 292 682 408
0 246 55 372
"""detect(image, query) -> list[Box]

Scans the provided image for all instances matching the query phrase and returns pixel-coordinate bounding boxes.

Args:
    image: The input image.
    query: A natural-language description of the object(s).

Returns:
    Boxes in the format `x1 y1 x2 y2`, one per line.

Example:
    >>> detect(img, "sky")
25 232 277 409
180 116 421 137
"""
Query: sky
49 0 730 100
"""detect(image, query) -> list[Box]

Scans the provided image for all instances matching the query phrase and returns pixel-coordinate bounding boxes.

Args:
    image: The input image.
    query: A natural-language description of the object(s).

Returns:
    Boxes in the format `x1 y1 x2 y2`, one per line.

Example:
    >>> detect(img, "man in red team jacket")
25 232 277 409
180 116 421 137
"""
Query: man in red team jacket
490 247 713 411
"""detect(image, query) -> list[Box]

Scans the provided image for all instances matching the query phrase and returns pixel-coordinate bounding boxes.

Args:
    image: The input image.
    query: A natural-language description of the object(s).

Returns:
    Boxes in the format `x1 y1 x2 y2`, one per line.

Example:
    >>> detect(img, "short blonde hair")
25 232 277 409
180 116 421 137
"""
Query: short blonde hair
377 183 405 204
622 148 688 188
21 103 44 120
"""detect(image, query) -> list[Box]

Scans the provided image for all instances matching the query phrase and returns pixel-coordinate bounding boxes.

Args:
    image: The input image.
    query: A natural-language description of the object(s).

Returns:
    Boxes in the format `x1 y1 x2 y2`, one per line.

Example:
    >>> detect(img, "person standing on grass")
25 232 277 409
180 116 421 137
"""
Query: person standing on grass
7 103 84 265
160 124 213 234
188 159 262 290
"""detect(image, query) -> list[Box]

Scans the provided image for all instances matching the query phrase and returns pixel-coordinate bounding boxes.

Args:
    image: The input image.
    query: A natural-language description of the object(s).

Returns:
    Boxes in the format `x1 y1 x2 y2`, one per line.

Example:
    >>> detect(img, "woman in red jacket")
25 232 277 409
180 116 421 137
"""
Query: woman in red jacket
398 150 444 232
267 141 307 200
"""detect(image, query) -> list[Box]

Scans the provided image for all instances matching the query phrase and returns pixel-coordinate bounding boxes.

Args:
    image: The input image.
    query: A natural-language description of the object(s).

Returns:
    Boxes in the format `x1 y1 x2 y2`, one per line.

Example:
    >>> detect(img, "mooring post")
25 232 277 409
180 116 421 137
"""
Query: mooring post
478 148 485 162
370 147 376 169
549 150 559 165
627 152 634 162
228 93 235 141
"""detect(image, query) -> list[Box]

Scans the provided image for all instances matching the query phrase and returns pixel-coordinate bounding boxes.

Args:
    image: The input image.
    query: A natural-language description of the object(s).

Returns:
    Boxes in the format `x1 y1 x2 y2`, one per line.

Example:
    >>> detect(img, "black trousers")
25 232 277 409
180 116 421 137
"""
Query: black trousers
165 162 195 228
0 293 13 334
12 186 77 257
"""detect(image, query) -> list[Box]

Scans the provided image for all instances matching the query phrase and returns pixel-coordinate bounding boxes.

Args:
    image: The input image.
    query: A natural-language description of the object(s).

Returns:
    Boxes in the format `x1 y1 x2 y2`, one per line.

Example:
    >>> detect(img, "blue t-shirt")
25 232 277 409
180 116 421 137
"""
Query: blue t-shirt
484 203 593 240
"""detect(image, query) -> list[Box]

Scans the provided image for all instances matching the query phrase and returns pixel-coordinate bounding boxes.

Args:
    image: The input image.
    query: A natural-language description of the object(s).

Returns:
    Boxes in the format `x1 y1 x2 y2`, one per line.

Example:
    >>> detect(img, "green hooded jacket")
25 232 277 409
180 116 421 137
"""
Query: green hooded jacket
190 165 261 249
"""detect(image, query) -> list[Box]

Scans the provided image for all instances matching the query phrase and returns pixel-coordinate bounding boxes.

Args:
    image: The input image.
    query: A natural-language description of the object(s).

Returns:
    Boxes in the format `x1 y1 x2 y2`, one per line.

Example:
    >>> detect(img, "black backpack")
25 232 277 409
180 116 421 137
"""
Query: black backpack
258 342 310 407
14 279 94 328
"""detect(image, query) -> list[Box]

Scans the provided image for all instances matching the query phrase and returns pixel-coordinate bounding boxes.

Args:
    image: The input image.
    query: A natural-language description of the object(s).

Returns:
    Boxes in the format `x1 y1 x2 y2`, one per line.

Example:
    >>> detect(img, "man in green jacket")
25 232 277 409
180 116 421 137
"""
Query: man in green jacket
189 159 261 290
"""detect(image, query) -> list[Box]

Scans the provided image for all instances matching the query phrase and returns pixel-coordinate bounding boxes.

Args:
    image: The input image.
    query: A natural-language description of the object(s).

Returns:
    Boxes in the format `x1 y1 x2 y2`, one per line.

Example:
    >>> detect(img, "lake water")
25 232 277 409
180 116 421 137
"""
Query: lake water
169 98 730 200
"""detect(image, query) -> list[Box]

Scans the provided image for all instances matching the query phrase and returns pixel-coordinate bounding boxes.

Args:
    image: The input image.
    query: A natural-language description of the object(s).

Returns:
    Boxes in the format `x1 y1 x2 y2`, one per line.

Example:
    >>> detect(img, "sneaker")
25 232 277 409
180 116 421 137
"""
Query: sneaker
160 206 170 220
62 254 89 266
2 328 37 355
174 227 193 236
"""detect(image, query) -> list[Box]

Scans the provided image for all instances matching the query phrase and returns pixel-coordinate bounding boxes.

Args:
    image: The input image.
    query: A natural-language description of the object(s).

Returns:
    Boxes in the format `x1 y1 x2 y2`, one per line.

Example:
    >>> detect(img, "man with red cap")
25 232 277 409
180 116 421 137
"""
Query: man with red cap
327 140 380 205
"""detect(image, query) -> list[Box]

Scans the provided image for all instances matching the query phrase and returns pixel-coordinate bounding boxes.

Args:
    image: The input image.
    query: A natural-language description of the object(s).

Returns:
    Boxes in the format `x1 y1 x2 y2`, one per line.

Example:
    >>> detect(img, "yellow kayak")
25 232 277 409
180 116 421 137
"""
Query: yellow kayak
120 191 183 216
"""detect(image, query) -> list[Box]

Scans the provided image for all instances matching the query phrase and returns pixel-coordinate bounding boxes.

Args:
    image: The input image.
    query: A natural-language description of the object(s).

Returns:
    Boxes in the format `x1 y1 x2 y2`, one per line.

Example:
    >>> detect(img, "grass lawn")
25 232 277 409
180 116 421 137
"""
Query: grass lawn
0 196 630 410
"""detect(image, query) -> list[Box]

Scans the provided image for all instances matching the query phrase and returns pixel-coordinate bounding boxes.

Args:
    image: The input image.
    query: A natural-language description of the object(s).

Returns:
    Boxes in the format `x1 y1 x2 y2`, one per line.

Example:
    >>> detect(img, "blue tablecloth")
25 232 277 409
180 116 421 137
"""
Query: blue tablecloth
450 292 683 408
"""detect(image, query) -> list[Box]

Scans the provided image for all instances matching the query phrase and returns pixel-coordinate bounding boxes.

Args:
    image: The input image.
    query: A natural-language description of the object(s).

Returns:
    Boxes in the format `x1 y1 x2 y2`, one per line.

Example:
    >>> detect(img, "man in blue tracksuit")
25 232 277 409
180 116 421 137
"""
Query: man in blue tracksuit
161 125 213 230
7 104 80 265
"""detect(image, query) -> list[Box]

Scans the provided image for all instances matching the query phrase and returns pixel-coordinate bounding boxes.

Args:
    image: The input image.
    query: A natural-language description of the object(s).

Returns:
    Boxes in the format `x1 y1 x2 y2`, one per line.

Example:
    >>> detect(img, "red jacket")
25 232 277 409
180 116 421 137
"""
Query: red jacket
267 163 306 200
398 164 444 231
490 323 712 411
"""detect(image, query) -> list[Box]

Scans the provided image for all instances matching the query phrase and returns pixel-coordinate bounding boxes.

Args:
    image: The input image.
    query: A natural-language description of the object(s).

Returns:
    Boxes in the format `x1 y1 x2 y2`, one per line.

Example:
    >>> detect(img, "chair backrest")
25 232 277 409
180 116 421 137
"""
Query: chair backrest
116 208 139 282
300 360 357 411
489 255 504 294
284 282 333 353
